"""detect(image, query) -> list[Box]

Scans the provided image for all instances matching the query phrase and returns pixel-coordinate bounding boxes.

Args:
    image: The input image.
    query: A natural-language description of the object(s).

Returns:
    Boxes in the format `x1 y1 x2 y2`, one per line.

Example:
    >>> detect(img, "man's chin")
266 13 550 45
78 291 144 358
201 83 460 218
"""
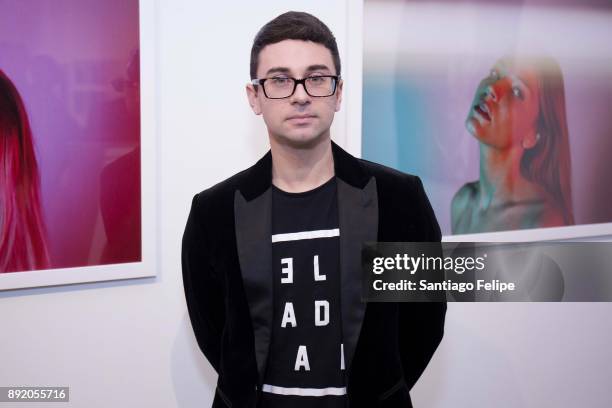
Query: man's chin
273 131 327 150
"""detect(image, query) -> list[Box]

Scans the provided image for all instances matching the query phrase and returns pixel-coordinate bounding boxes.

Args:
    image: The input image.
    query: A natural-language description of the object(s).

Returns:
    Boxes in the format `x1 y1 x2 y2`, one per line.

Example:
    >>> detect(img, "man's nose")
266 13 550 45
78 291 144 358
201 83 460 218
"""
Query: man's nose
290 81 310 104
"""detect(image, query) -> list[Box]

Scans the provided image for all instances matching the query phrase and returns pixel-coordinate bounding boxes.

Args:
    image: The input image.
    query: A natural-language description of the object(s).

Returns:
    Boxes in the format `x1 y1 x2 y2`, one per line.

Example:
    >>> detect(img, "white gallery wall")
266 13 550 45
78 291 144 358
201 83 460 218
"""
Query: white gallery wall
1 1 611 407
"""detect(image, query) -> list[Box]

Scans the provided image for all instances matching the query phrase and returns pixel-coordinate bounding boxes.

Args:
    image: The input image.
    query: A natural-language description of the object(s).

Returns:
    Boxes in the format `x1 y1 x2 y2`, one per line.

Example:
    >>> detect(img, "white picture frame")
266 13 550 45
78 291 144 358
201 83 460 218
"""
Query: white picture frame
0 0 157 290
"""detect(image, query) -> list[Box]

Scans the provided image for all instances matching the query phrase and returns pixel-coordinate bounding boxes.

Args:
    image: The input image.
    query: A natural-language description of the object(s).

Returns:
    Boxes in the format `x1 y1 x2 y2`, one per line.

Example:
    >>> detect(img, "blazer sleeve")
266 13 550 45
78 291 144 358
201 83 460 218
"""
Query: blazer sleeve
399 176 447 390
181 193 225 373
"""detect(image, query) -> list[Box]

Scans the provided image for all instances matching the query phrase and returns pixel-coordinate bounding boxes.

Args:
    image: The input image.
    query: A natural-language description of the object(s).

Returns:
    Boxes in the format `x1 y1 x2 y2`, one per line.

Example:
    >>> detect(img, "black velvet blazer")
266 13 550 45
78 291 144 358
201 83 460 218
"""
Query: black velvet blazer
182 141 446 408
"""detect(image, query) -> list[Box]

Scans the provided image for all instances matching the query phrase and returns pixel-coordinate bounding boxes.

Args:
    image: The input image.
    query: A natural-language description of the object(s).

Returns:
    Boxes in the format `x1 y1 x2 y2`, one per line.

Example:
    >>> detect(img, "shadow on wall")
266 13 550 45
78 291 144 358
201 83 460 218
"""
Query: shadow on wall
171 313 218 408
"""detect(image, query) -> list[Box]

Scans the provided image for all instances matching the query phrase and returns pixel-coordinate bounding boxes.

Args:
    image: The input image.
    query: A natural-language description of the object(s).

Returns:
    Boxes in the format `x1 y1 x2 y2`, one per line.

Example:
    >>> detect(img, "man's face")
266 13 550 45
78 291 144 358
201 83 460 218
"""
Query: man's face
246 39 343 148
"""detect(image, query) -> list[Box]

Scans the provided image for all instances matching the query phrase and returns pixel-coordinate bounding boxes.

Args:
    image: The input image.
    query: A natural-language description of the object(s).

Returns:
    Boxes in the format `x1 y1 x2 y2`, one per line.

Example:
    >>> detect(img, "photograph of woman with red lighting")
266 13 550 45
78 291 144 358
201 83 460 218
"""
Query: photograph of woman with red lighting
451 56 574 234
0 70 50 273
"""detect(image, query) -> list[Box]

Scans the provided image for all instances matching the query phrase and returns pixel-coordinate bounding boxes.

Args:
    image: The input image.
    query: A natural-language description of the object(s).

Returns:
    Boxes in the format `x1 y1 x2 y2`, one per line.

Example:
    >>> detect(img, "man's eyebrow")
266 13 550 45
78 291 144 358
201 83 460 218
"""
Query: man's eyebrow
264 65 333 77
265 67 291 76
305 64 332 73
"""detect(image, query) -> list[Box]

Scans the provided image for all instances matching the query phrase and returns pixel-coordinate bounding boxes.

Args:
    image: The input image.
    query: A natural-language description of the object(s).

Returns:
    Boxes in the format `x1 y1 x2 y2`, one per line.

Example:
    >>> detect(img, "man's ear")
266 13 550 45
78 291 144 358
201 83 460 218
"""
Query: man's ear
334 78 343 112
246 83 262 115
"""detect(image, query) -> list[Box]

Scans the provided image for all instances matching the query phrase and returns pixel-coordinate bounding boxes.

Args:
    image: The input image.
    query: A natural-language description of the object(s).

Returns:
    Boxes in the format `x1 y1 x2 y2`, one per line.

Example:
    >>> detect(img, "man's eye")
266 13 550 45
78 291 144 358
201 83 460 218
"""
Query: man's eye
308 76 325 83
271 77 290 86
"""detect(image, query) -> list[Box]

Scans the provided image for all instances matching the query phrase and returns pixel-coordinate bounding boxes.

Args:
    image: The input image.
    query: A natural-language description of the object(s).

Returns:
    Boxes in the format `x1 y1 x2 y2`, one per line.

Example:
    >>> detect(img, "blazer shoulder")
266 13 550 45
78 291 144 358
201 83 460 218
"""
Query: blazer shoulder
189 164 254 219
358 158 441 241
357 157 421 188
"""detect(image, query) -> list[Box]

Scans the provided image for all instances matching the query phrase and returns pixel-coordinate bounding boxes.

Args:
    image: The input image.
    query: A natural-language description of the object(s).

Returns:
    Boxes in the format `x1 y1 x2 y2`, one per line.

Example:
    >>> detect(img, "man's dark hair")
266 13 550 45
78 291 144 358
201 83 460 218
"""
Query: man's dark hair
250 11 341 79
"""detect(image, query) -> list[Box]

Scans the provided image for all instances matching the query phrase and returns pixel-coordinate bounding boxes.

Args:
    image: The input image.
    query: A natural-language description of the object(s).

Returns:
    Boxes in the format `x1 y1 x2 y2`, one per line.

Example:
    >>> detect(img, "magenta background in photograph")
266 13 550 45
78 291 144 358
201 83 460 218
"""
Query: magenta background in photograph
0 0 141 270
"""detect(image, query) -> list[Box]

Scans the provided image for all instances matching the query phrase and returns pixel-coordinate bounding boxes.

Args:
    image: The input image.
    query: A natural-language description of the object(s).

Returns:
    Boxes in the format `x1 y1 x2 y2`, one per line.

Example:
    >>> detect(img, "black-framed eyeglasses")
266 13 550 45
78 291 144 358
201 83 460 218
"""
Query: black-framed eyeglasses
252 75 340 99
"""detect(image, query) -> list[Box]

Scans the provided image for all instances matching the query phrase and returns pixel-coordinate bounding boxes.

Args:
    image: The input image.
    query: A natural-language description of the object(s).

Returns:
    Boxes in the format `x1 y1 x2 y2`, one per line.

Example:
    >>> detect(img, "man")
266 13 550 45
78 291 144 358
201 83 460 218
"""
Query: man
182 11 446 408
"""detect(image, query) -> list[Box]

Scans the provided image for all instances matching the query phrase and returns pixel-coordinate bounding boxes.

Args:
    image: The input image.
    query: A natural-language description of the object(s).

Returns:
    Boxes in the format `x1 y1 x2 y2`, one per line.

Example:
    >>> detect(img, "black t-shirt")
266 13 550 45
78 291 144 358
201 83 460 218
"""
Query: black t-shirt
259 177 347 408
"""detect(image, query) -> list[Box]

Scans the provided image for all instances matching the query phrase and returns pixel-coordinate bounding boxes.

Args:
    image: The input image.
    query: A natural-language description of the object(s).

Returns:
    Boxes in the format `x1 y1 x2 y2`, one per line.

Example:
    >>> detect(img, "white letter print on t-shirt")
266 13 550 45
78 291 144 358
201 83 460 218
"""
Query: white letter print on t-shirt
281 302 297 328
295 345 310 371
314 300 329 326
281 258 293 283
313 255 326 281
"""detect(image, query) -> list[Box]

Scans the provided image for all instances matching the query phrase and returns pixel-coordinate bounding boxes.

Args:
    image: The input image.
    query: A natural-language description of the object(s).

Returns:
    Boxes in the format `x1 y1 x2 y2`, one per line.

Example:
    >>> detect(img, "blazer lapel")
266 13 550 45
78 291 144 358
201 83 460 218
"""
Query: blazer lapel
234 151 274 384
337 177 378 374
330 141 380 374
234 188 273 383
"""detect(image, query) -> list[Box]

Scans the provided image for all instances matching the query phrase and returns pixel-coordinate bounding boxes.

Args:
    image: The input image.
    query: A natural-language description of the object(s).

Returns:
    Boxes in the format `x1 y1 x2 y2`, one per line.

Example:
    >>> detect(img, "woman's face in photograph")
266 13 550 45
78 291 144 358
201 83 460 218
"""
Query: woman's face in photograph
466 57 541 150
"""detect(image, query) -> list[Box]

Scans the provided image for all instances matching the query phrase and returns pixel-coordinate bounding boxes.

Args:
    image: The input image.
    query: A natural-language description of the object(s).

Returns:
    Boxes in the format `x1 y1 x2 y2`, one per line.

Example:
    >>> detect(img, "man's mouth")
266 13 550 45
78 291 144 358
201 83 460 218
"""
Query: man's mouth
287 114 316 121
474 102 491 122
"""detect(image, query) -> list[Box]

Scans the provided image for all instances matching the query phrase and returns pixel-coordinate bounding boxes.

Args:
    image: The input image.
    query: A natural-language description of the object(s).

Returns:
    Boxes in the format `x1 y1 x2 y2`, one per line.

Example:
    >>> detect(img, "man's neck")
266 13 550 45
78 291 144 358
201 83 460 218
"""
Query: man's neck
270 135 335 193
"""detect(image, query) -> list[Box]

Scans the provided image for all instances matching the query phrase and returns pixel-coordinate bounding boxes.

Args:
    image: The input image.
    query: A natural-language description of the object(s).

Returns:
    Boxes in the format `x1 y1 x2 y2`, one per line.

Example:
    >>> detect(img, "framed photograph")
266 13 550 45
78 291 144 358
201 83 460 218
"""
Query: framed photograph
0 0 157 289
355 0 612 241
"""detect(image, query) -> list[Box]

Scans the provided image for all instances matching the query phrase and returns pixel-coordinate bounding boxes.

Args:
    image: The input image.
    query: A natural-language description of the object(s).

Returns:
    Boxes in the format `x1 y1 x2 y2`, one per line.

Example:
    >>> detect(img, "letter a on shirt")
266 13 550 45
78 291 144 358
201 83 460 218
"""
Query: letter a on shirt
281 302 297 328
294 345 310 371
